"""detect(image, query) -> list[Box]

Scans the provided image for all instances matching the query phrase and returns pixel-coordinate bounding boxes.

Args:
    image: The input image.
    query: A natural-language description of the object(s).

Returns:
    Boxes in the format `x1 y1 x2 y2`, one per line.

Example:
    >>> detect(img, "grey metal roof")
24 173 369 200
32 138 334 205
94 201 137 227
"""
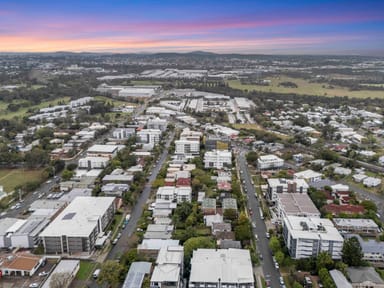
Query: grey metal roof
122 262 152 288
329 269 352 288
345 234 384 254
347 267 384 284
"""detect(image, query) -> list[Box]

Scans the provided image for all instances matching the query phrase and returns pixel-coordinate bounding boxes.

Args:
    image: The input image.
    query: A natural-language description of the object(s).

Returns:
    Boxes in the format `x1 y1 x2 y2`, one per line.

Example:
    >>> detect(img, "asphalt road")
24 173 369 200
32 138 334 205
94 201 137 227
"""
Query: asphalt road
3 178 58 218
107 131 175 261
237 150 282 288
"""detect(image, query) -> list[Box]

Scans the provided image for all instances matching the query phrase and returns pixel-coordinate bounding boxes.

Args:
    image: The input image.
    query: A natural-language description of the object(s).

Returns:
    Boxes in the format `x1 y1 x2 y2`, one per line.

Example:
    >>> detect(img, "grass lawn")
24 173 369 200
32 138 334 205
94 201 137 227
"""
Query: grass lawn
227 77 384 99
0 97 70 120
76 260 97 280
195 227 211 236
232 123 291 140
0 169 44 193
94 95 137 107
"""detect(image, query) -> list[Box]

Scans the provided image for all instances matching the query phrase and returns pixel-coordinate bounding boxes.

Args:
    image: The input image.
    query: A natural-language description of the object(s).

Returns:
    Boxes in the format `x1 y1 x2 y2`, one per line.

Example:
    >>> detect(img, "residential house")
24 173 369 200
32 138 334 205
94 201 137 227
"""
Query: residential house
189 249 254 288
347 267 384 288
150 246 184 288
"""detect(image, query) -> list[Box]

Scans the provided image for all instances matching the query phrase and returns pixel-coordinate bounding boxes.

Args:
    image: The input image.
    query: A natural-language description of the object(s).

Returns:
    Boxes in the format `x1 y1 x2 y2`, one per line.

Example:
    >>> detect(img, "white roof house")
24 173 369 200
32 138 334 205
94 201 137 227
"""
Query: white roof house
294 169 323 183
363 177 382 187
189 249 254 288
334 167 352 176
41 260 80 288
353 174 367 183
150 246 183 288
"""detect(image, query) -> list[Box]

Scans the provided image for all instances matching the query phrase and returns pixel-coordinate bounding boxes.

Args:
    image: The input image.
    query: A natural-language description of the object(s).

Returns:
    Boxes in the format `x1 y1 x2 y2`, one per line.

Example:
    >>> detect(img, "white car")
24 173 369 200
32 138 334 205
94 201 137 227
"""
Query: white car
39 271 48 277
279 277 284 285
29 283 39 288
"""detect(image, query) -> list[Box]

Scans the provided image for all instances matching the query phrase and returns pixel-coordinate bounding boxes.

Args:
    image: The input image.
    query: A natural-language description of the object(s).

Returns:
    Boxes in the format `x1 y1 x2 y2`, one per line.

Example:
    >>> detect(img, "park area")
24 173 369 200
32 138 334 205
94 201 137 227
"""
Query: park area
0 168 44 193
227 76 384 98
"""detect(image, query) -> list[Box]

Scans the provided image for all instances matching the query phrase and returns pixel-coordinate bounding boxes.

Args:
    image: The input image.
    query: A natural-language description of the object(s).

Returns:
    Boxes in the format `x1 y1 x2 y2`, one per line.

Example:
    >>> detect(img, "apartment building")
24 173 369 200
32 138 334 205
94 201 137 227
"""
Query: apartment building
334 218 379 236
267 178 309 203
156 187 192 203
282 216 343 259
147 117 168 132
204 150 232 169
257 154 284 170
137 129 162 145
78 157 110 170
175 140 200 158
39 197 115 254
112 128 136 140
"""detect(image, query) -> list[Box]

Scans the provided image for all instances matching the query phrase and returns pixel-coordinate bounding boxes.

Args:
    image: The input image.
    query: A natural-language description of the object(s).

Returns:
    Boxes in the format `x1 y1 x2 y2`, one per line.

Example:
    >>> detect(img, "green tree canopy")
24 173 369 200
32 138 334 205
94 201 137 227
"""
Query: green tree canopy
316 252 334 272
97 260 124 288
269 236 281 254
342 237 364 266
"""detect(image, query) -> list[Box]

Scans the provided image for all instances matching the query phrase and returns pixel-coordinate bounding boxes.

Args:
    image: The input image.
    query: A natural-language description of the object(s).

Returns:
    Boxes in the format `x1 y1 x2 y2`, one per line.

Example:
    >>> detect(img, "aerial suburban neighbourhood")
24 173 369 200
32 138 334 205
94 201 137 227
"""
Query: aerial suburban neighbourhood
0 52 384 288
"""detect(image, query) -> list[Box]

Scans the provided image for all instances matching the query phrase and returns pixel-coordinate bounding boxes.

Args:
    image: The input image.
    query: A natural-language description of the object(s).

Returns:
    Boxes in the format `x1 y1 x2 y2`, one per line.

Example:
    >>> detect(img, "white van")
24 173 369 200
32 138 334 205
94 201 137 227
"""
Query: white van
93 268 101 279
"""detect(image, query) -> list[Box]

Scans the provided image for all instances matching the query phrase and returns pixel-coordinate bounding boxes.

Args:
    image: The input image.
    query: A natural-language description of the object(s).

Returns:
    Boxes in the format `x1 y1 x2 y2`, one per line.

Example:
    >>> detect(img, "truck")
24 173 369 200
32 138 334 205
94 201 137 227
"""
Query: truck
259 208 264 220
93 269 101 279
124 214 131 225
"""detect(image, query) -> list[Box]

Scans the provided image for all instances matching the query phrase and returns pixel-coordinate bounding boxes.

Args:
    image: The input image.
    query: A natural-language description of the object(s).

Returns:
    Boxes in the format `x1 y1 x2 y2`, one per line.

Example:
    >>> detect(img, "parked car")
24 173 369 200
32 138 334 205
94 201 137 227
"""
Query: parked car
39 271 48 277
29 283 39 288
266 232 270 239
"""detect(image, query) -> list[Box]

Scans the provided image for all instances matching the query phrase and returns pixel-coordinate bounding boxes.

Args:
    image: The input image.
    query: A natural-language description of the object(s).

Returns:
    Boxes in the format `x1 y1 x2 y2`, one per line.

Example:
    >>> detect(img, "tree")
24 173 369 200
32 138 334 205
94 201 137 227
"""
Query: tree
172 202 193 227
223 208 237 221
361 200 377 212
342 237 364 266
49 272 72 288
316 252 334 272
246 151 258 166
183 237 215 278
318 268 336 288
61 169 74 181
184 237 216 261
234 222 252 242
269 236 281 254
275 251 285 265
24 147 49 168
292 282 304 288
97 260 124 288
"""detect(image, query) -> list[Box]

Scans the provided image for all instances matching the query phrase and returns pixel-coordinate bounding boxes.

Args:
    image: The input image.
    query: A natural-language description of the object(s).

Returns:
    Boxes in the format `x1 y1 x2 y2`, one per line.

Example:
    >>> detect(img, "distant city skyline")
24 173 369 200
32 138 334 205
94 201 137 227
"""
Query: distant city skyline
0 0 383 55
